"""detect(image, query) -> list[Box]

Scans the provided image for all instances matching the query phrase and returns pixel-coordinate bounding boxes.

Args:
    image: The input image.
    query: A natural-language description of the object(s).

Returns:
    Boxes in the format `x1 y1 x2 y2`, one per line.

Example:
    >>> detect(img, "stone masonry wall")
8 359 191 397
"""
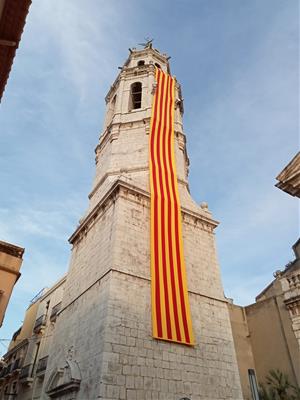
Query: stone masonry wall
99 269 242 400
42 272 111 400
42 188 242 400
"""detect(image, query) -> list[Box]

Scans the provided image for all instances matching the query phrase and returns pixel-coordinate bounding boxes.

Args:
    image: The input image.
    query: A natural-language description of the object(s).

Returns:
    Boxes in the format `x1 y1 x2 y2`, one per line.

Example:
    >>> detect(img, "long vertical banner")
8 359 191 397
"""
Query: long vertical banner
149 68 194 345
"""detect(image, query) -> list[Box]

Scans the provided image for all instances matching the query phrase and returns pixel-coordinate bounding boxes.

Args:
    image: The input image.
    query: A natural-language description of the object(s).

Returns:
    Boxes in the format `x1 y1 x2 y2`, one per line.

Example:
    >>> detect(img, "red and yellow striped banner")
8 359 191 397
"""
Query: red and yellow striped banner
149 68 194 345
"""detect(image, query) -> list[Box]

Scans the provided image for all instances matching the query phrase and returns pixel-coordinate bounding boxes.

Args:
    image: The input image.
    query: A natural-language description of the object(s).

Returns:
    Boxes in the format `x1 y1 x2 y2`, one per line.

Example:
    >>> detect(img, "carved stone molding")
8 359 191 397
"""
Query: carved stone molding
45 360 81 399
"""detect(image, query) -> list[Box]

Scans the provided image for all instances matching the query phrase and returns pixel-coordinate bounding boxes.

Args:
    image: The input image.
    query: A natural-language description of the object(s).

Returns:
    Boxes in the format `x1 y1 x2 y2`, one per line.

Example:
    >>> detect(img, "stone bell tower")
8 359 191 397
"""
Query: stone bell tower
42 45 243 400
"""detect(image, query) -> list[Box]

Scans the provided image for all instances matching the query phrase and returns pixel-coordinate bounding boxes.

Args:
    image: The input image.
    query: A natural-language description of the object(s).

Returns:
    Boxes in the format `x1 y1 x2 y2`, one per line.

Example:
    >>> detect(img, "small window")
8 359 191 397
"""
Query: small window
129 82 142 110
11 381 18 395
155 63 161 69
137 60 145 66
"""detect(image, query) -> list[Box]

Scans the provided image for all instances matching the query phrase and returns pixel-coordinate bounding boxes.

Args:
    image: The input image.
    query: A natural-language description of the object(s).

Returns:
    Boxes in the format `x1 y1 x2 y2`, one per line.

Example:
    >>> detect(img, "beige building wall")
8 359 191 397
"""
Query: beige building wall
8 301 39 352
0 241 24 328
245 296 298 387
228 303 257 400
228 240 300 394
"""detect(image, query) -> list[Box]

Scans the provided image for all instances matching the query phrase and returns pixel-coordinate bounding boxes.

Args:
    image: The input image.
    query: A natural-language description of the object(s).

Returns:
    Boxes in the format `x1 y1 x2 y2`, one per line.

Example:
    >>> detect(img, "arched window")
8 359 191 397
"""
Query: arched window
155 63 161 69
137 60 145 66
129 82 142 110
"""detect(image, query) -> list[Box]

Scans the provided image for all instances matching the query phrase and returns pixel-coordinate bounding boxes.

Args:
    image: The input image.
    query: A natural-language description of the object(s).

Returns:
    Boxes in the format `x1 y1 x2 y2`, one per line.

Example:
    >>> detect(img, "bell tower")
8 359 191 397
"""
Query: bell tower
88 44 190 213
42 45 243 400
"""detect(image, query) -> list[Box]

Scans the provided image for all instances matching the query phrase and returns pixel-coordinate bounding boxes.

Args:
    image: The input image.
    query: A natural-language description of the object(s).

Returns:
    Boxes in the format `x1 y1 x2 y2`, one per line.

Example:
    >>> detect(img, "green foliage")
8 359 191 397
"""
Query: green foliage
259 369 300 400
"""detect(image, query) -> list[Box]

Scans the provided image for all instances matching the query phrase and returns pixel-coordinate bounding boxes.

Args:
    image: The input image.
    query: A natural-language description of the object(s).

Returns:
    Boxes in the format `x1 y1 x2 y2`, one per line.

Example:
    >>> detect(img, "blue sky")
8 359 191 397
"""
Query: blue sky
0 0 298 354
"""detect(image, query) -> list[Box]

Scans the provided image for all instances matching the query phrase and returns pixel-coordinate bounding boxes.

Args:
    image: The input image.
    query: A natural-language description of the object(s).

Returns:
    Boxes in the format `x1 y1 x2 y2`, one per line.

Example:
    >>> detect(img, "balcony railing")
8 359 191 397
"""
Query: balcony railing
11 358 21 372
33 314 46 333
0 366 7 378
19 364 32 380
0 364 12 378
0 359 23 380
36 356 48 375
50 302 62 322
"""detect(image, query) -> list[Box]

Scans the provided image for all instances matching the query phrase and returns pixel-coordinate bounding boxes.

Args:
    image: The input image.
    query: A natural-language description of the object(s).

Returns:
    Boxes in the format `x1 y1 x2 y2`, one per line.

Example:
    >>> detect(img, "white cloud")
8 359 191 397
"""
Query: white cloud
25 1 130 101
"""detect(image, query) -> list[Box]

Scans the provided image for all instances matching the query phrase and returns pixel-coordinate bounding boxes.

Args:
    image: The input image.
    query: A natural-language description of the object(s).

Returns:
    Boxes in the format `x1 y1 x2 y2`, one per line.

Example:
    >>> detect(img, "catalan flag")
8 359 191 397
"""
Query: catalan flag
149 68 194 345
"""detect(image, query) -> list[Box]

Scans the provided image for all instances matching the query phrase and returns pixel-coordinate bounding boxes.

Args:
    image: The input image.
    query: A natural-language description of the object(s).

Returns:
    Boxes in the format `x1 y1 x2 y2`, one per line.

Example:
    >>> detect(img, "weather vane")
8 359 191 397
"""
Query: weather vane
138 37 154 49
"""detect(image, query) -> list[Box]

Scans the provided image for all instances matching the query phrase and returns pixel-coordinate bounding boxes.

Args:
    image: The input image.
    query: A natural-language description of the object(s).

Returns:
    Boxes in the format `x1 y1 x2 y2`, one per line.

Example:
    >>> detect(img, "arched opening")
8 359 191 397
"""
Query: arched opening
137 60 145 66
155 63 161 69
129 82 142 110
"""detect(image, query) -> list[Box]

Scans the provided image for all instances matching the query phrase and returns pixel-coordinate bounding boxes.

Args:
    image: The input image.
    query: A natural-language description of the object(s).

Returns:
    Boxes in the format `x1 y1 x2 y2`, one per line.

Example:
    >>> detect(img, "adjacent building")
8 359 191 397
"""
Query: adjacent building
0 241 24 328
0 277 65 400
275 151 300 198
0 296 39 399
0 0 32 102
229 240 300 397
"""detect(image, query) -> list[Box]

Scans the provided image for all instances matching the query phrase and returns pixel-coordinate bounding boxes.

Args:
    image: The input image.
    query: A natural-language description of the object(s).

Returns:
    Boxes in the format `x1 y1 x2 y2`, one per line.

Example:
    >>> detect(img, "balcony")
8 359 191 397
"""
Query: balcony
36 356 48 376
19 364 33 383
0 366 8 379
0 364 12 379
0 359 23 381
11 358 22 373
50 302 62 322
33 314 46 333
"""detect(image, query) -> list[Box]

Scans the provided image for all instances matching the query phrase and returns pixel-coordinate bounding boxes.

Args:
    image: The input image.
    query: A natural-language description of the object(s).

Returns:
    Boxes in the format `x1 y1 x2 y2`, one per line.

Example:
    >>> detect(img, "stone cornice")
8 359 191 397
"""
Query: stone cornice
96 120 185 157
0 240 24 258
70 180 218 246
3 338 28 360
88 166 149 200
59 268 227 316
284 294 300 308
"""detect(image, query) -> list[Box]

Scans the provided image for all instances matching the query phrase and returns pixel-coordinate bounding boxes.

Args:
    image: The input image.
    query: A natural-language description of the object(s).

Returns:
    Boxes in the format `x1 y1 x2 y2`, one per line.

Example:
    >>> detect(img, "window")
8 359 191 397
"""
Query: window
11 381 18 397
248 369 259 400
129 82 142 110
155 63 161 69
137 60 145 66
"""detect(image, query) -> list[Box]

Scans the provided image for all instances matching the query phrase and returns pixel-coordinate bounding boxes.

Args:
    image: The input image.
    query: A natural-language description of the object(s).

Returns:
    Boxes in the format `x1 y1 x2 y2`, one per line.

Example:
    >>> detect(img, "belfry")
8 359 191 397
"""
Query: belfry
42 45 243 399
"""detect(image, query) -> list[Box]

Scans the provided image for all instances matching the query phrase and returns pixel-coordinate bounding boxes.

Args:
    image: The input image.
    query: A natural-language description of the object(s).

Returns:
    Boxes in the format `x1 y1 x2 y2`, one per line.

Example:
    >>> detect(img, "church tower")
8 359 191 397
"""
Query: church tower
42 45 243 400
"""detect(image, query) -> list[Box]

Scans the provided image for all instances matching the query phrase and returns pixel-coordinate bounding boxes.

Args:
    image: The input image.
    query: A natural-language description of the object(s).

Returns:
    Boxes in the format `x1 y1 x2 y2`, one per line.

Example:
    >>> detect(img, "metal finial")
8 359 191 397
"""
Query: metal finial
138 37 154 49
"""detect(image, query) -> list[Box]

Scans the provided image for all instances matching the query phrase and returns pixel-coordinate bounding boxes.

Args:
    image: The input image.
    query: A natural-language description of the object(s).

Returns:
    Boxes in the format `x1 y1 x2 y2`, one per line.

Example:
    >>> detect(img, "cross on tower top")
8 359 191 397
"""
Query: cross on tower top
138 37 153 49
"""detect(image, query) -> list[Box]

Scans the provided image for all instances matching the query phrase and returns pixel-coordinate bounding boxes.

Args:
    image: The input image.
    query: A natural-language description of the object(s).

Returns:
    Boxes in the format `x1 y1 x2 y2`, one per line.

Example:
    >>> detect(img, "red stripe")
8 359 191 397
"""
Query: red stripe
163 75 181 341
167 79 191 344
156 71 172 339
150 70 162 337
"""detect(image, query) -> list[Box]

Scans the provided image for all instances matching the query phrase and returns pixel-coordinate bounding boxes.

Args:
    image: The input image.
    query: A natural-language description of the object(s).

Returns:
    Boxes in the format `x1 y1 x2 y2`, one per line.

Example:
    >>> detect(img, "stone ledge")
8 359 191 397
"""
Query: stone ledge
70 179 218 246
